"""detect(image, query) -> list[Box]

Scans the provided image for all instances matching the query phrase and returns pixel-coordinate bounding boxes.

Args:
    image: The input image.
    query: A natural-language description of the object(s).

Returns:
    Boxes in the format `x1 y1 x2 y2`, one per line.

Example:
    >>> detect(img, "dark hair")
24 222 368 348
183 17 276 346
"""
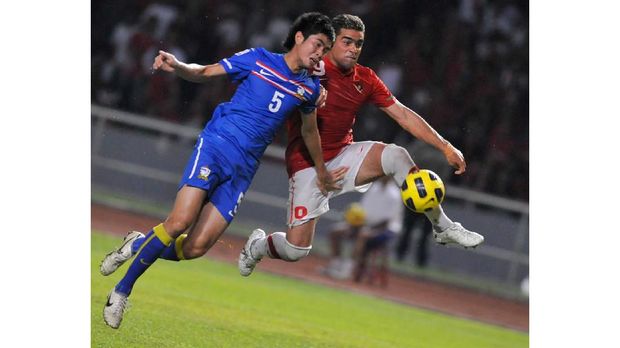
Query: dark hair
332 14 365 35
282 12 335 51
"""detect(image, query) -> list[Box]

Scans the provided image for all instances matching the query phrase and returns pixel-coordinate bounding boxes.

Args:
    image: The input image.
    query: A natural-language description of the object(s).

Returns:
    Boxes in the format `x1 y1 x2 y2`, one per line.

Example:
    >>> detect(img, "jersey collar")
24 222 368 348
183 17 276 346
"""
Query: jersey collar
278 53 308 79
325 55 358 79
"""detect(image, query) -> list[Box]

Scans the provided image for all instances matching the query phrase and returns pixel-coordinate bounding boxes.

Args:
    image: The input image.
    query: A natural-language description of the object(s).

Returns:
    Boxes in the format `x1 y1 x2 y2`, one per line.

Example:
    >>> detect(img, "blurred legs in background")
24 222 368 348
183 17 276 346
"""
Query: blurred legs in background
396 209 432 268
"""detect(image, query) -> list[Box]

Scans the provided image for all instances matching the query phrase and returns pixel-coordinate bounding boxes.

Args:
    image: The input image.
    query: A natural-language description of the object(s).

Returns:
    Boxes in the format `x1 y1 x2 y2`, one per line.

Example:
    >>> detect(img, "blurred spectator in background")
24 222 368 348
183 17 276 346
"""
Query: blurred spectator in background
323 202 365 280
395 209 432 268
140 0 179 41
92 0 528 201
324 176 403 281
352 177 403 286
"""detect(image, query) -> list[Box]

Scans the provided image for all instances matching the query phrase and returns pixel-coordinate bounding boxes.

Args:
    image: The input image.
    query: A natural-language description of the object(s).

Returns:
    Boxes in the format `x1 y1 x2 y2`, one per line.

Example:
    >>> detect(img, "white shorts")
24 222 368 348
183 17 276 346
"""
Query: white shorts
286 141 381 227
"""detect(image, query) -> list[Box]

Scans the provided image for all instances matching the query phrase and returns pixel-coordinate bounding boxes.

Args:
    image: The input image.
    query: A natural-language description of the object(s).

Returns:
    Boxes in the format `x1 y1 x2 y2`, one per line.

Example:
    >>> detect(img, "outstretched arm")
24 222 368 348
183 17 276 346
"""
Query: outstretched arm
152 50 226 83
300 110 347 194
380 100 466 174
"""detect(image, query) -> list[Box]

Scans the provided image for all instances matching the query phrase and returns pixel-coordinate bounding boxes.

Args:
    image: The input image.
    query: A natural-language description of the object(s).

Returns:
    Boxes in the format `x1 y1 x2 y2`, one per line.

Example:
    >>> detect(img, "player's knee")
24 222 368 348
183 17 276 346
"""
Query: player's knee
183 243 208 259
164 215 193 236
381 144 413 171
381 143 415 185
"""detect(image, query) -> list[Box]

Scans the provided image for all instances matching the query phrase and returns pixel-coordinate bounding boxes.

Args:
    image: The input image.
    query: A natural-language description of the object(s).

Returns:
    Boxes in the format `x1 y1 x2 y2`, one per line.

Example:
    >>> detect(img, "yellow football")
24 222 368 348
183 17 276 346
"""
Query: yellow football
401 169 445 213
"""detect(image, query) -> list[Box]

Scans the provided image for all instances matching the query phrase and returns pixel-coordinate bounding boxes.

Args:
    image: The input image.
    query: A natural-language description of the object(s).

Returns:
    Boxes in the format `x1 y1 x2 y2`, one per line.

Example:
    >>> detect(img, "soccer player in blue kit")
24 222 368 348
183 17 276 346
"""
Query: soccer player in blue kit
100 12 340 329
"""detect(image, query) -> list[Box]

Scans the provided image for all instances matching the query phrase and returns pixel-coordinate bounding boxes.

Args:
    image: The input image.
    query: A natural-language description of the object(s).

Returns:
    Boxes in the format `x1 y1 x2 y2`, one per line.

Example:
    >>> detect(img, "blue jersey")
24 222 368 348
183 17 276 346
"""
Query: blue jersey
179 48 320 223
204 47 321 171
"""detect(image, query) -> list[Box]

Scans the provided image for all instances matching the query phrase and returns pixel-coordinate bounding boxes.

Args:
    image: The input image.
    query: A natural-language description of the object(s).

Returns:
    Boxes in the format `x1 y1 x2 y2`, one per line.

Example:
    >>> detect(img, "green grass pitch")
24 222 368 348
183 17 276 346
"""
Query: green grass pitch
91 231 528 347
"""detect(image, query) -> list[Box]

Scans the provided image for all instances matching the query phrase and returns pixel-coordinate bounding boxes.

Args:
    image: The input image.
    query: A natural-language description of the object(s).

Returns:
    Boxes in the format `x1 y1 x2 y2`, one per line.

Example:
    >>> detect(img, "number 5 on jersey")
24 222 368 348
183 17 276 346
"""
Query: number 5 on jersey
268 91 285 112
228 192 245 218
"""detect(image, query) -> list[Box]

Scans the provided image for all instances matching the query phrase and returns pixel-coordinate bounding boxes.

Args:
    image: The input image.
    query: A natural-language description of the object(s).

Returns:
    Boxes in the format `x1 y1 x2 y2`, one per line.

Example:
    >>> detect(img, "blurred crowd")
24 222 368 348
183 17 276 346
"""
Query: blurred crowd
92 0 529 201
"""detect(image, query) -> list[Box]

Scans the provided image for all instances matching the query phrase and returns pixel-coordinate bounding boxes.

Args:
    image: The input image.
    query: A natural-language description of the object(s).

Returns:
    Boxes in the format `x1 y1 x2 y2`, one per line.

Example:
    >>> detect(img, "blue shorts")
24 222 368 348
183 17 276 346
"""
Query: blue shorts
178 135 255 223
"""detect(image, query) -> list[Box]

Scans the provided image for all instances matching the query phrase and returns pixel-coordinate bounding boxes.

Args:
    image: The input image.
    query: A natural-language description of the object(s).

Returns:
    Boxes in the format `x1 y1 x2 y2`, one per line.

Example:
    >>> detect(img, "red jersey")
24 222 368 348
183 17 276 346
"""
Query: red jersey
285 56 396 176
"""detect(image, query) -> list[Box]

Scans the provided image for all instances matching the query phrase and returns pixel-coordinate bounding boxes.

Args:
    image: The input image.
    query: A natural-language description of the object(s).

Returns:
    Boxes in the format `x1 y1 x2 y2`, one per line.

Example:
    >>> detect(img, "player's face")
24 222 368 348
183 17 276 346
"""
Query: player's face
330 29 364 71
296 33 332 69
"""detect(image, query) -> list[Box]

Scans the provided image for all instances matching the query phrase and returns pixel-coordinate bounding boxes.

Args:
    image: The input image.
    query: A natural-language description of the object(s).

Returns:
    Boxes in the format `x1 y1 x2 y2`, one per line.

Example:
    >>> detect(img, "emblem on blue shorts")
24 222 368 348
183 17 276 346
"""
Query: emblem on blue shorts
198 166 211 180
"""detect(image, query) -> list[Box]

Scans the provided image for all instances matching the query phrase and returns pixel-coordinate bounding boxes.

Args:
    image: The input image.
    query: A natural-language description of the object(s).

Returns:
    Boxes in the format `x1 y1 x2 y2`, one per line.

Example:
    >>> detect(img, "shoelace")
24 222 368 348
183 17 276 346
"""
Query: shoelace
453 226 480 244
247 237 264 261
241 248 249 259
451 227 471 242
108 251 126 266
114 296 129 315
242 247 261 267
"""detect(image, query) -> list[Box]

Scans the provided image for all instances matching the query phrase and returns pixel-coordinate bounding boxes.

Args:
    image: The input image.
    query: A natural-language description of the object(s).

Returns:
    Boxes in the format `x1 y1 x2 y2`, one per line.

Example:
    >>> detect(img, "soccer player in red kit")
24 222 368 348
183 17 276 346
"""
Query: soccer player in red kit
239 14 484 275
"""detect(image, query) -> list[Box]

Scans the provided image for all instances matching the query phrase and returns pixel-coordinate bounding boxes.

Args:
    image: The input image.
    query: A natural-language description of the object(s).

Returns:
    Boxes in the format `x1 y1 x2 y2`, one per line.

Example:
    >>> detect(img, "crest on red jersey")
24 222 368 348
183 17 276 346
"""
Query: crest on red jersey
354 82 363 93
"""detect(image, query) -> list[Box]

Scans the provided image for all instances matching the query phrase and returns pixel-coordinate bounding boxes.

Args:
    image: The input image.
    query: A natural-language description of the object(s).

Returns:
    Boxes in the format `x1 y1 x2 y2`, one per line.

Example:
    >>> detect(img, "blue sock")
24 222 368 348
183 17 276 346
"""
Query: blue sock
160 233 187 261
115 223 173 296
132 233 186 261
131 236 145 254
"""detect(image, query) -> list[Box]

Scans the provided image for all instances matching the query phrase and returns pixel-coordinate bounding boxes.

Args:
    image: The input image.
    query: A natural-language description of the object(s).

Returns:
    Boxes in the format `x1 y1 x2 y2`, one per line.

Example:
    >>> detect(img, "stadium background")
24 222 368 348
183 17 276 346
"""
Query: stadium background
93 0 528 201
91 0 529 341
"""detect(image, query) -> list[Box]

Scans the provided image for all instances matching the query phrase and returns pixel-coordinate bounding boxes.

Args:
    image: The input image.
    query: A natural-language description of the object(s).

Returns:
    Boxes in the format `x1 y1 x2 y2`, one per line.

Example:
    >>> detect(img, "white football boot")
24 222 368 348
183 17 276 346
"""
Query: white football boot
238 229 266 277
100 231 144 276
433 222 484 249
103 289 129 329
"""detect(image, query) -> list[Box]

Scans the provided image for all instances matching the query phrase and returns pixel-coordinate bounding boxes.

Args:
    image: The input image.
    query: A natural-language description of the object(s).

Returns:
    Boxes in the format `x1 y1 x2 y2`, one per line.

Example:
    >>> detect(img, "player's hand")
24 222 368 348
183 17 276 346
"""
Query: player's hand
442 143 466 175
328 166 349 187
316 166 348 195
153 50 179 73
316 85 328 108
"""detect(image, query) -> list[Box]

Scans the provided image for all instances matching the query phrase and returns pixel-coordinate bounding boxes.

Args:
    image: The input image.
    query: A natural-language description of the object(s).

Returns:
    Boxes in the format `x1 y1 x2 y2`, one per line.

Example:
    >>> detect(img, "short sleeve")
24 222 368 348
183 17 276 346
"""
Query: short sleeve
299 77 321 114
219 48 259 82
368 69 396 108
